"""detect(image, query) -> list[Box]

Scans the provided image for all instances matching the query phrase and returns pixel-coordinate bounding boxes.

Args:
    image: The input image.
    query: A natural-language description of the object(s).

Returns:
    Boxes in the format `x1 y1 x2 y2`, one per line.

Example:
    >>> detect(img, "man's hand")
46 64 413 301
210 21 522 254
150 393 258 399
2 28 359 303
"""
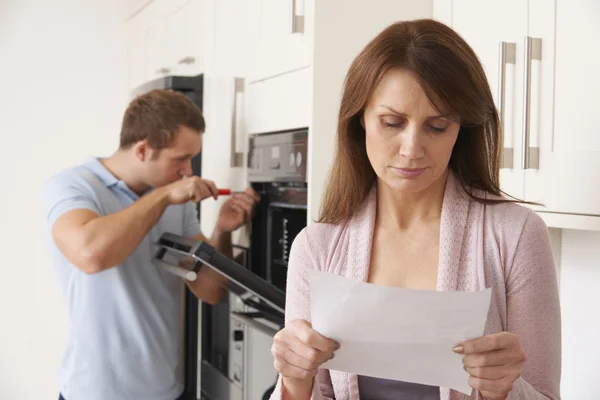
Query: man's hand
163 176 219 204
216 188 260 232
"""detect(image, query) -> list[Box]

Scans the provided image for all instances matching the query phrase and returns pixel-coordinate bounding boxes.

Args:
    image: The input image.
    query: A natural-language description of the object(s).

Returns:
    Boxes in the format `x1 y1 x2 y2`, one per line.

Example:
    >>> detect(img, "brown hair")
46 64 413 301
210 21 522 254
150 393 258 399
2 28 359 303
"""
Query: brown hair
120 89 205 150
319 19 522 225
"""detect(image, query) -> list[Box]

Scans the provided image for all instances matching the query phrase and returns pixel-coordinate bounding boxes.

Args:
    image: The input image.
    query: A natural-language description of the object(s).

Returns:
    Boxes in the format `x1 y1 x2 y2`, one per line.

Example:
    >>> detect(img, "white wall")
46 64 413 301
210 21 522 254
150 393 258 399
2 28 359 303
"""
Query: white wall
0 0 127 397
559 230 600 400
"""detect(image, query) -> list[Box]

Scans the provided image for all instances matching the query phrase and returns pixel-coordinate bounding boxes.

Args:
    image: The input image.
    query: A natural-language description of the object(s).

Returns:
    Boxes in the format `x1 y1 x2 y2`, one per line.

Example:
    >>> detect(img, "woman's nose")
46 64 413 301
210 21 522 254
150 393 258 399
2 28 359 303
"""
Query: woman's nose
398 125 425 159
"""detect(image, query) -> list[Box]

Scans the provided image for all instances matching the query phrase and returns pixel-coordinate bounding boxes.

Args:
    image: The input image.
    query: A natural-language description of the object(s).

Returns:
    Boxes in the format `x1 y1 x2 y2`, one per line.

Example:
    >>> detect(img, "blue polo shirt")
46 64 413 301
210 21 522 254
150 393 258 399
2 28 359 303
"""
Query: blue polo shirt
43 158 201 400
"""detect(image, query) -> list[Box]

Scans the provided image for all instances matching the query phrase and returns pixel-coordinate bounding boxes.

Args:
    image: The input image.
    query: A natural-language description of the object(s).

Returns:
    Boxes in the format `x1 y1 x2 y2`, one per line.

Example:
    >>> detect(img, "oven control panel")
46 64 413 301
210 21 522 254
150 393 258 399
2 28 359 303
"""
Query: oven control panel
248 128 308 183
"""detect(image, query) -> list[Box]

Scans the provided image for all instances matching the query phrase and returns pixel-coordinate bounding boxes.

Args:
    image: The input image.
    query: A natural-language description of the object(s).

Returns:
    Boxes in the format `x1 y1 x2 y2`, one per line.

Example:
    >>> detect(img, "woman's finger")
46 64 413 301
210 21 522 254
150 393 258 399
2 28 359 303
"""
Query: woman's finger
463 350 512 368
464 365 507 380
273 357 318 380
463 348 525 368
286 335 334 365
290 320 340 354
272 340 326 371
468 375 514 399
458 332 514 354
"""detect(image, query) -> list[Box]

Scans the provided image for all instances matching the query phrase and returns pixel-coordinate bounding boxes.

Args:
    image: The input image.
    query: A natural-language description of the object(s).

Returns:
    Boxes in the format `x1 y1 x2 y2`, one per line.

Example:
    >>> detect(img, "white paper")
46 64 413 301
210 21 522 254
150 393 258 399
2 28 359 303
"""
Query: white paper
309 269 491 395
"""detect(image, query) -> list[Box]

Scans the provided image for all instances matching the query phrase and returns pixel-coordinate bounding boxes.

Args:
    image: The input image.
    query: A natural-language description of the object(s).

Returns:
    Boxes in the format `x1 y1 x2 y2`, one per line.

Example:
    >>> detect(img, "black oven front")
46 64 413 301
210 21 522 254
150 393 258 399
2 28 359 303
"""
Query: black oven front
200 128 309 400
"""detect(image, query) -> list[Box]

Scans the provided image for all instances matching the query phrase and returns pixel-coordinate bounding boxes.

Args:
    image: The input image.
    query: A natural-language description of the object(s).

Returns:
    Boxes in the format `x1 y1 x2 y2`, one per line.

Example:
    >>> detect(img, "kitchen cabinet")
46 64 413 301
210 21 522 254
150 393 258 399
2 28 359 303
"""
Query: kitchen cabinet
163 0 206 76
125 0 207 92
245 0 434 222
200 0 253 236
249 0 311 83
435 0 600 229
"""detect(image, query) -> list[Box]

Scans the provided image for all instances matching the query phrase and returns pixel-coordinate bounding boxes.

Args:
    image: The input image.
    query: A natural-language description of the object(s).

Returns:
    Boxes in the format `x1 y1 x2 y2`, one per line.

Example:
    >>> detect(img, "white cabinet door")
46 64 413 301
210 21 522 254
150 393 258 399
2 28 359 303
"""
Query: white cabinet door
249 0 311 82
164 0 206 76
126 1 167 90
526 0 600 216
213 0 255 77
200 0 250 235
200 76 247 234
450 0 528 201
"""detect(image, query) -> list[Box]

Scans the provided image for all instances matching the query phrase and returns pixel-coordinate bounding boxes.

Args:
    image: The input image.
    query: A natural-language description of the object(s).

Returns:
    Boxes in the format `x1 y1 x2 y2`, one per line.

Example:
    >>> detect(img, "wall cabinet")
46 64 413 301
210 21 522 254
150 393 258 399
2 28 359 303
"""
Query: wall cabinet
125 0 207 92
248 0 311 83
435 0 600 229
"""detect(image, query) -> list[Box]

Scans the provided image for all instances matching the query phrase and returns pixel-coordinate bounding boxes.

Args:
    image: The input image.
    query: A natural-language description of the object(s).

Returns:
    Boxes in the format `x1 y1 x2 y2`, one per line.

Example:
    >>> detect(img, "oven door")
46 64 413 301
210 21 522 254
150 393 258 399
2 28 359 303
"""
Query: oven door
154 233 285 400
267 202 307 292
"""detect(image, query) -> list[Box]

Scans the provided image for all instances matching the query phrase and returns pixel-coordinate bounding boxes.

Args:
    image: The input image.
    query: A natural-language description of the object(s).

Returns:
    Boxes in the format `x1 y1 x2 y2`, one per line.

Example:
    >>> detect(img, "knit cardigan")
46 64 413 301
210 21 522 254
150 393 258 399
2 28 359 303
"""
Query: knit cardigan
270 172 561 400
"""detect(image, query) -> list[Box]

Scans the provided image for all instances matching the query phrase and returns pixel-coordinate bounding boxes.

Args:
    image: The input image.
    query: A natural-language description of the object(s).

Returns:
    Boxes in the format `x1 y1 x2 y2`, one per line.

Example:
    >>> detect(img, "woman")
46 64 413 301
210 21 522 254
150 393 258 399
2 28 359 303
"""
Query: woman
269 19 561 400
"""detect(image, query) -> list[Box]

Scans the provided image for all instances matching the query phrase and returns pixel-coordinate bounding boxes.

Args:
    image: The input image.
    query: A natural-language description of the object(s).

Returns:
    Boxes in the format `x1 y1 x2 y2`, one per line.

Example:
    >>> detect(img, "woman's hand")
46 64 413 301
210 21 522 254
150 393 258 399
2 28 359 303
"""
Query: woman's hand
272 319 340 399
454 332 526 400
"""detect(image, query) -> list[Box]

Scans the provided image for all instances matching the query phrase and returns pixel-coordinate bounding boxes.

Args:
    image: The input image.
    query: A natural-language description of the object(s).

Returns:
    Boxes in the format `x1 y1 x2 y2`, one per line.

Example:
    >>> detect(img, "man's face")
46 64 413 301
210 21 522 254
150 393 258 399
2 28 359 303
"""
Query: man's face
145 125 202 188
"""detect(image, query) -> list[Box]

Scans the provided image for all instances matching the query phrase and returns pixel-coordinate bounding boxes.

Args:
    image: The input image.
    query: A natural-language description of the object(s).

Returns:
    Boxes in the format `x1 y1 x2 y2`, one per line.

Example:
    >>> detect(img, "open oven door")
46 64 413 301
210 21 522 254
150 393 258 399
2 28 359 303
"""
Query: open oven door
152 232 284 400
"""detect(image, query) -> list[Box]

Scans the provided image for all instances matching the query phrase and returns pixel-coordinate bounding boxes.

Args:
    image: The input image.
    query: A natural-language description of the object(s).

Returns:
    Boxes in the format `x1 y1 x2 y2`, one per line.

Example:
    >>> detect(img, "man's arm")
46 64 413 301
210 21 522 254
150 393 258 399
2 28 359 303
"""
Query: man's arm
185 228 232 305
185 188 260 304
52 189 171 274
50 176 218 275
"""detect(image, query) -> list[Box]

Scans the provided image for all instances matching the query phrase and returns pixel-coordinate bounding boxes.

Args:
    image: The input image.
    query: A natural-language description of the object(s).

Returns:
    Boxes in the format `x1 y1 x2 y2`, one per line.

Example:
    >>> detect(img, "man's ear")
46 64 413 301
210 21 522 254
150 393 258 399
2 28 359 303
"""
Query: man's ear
133 140 147 162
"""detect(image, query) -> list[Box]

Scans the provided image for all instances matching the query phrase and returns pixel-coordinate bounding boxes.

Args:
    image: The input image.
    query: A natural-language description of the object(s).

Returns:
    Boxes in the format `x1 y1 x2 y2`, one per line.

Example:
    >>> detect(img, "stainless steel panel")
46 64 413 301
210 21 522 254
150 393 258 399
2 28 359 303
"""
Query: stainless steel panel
200 361 242 400
498 41 516 169
521 37 542 169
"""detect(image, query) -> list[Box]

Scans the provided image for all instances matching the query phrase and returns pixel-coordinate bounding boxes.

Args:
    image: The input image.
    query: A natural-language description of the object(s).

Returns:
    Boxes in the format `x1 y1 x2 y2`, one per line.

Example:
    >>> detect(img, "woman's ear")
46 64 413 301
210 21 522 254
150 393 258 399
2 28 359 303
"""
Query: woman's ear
359 113 365 129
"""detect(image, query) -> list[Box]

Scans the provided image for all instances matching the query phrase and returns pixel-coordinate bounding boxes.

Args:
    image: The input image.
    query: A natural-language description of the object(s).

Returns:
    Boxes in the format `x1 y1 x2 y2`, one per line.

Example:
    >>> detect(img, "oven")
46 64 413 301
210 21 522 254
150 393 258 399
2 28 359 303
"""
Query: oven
199 128 309 400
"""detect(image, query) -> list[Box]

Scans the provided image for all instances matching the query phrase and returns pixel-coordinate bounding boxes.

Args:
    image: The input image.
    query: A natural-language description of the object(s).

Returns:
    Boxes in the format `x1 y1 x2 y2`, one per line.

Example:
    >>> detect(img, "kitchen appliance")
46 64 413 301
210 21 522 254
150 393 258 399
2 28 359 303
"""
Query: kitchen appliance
153 233 286 400
131 74 204 400
198 128 309 400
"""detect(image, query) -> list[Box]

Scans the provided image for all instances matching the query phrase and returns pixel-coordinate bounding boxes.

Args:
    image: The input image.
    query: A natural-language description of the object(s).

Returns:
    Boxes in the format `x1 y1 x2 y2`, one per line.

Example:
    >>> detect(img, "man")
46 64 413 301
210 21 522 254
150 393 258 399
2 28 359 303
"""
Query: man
43 89 259 400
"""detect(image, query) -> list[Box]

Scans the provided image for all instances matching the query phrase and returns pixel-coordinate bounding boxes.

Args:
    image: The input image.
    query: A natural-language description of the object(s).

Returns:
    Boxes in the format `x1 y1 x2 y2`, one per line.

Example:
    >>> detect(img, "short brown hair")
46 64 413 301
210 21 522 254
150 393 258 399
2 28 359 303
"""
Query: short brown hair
120 89 205 150
319 19 517 225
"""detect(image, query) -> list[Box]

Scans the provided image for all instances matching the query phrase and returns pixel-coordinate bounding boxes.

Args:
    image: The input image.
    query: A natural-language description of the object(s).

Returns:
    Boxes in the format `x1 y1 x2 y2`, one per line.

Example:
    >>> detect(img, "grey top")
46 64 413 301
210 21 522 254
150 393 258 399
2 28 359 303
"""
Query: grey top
358 375 440 400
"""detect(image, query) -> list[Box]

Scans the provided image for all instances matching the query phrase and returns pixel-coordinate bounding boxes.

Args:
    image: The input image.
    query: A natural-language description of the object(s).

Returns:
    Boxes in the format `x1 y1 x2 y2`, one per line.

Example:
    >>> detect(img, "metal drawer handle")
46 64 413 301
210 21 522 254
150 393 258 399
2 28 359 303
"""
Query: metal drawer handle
230 78 244 168
178 56 196 65
521 37 542 169
498 41 516 169
290 0 304 34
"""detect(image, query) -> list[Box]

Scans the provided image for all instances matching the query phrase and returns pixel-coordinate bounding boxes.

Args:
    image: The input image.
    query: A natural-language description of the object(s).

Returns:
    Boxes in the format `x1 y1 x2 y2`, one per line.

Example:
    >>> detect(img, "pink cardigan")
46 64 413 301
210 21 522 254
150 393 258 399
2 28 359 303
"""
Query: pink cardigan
270 172 561 400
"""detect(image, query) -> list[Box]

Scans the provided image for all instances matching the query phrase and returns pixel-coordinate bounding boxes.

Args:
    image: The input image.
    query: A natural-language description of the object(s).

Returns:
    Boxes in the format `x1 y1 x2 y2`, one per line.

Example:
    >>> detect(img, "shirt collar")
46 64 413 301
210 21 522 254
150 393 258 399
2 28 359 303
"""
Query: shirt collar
83 157 118 187
83 157 144 200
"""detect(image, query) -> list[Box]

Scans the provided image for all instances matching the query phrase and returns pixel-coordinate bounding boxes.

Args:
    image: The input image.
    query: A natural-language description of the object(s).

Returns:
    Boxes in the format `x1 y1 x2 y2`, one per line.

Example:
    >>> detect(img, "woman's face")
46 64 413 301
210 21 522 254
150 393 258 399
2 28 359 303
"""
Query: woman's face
363 68 461 194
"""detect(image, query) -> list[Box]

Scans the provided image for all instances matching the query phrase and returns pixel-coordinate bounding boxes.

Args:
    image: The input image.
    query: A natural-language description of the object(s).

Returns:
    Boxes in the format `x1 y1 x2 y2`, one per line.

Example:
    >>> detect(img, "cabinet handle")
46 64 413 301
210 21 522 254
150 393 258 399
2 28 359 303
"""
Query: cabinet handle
178 56 196 65
155 67 171 75
230 78 244 168
498 41 516 169
290 0 304 34
521 37 541 170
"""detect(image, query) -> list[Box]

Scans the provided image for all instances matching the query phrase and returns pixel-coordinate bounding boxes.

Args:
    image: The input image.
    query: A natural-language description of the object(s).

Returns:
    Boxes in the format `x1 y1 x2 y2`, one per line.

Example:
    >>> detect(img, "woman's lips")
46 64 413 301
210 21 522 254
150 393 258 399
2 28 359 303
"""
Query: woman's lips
392 167 426 178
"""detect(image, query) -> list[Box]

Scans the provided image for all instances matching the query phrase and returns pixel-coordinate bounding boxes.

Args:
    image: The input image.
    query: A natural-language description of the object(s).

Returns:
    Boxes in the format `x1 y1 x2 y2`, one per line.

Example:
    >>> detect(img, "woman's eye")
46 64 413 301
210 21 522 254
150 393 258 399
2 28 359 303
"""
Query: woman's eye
428 124 447 133
382 119 404 128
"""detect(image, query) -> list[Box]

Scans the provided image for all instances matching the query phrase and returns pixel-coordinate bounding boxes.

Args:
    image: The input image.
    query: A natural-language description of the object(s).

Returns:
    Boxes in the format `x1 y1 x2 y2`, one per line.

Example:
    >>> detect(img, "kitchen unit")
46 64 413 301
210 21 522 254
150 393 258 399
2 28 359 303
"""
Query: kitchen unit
200 129 309 400
124 0 600 398
125 0 436 399
433 0 600 230
125 0 208 91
